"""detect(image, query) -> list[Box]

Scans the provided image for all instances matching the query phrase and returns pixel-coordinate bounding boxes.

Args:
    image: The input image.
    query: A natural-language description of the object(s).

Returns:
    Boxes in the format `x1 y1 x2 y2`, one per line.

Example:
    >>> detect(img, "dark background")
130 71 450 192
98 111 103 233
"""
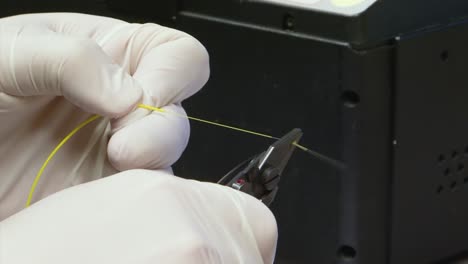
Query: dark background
3 1 468 264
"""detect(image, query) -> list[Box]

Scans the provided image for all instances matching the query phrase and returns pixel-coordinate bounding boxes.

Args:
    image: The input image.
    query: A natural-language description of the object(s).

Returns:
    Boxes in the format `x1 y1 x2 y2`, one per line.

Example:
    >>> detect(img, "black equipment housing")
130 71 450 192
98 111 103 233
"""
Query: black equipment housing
2 0 468 263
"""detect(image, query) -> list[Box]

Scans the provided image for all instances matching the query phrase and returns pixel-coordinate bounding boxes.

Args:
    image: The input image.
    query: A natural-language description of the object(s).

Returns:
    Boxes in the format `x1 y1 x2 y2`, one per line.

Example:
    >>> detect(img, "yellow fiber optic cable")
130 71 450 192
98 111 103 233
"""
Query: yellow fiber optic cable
26 114 101 207
138 104 278 140
26 104 343 207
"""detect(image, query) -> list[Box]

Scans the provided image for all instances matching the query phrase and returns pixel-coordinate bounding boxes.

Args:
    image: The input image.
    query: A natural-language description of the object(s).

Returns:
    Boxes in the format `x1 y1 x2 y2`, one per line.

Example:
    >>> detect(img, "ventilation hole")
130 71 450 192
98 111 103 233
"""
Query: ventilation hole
465 146 468 155
282 13 295 30
441 50 449 62
450 181 458 191
341 91 360 108
444 168 451 176
457 164 465 172
337 245 357 260
437 185 444 194
438 154 446 163
464 177 468 184
452 151 459 159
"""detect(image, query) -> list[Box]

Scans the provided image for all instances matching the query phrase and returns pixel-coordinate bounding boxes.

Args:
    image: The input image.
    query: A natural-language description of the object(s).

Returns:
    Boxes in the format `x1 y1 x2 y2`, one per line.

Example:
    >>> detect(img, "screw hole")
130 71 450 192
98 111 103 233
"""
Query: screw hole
283 13 295 30
341 90 360 108
457 164 465 172
337 245 357 260
441 50 449 62
452 151 459 159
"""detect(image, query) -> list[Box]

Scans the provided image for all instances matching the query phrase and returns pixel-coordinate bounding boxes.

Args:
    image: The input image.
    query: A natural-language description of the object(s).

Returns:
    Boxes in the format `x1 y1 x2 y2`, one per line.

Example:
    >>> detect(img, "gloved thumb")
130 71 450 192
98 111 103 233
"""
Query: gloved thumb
0 27 142 117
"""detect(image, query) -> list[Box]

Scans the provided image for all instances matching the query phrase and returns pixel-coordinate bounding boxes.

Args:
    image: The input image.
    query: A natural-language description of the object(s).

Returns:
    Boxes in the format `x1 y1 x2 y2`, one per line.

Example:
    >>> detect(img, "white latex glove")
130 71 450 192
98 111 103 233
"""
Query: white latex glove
0 13 209 218
0 13 278 263
1 170 278 264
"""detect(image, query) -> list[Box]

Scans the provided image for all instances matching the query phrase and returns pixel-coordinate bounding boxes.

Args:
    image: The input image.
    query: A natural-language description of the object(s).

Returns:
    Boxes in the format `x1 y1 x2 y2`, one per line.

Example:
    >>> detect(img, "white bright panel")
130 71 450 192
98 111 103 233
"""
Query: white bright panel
254 0 378 16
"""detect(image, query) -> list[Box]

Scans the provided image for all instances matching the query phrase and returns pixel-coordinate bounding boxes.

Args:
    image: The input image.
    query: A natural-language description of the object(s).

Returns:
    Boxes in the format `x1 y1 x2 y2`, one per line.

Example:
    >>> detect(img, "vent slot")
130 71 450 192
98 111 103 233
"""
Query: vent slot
436 148 468 194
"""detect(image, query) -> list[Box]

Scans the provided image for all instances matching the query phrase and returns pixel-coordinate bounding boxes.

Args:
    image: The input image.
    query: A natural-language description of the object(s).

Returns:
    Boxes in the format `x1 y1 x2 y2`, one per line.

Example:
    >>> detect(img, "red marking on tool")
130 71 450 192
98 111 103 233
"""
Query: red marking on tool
237 179 246 185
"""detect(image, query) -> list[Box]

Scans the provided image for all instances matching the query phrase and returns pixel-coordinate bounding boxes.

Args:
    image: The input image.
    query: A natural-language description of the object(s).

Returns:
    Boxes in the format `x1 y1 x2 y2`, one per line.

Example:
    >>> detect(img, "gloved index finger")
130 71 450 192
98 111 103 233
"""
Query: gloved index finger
129 30 210 107
1 13 209 110
0 25 143 117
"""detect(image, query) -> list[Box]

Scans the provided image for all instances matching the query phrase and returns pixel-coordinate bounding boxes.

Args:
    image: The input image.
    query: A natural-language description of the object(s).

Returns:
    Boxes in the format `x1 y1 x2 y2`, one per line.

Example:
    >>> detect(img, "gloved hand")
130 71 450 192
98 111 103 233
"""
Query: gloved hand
0 13 209 218
0 13 278 263
1 170 278 264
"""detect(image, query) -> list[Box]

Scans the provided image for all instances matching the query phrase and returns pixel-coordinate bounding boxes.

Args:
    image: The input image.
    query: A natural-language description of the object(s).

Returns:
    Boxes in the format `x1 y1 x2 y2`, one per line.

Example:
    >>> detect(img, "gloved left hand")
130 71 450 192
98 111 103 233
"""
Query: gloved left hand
0 13 209 219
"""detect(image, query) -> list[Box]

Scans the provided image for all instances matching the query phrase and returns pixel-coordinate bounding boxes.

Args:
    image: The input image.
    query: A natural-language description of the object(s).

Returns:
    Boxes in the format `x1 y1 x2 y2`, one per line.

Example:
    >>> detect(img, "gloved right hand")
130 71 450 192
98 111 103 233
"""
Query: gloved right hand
1 169 278 264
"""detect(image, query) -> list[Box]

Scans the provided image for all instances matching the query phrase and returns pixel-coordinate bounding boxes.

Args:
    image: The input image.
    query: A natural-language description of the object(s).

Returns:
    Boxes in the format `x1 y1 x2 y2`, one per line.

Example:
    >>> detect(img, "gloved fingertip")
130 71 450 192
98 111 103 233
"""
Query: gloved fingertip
96 66 144 118
106 112 189 171
60 39 144 118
